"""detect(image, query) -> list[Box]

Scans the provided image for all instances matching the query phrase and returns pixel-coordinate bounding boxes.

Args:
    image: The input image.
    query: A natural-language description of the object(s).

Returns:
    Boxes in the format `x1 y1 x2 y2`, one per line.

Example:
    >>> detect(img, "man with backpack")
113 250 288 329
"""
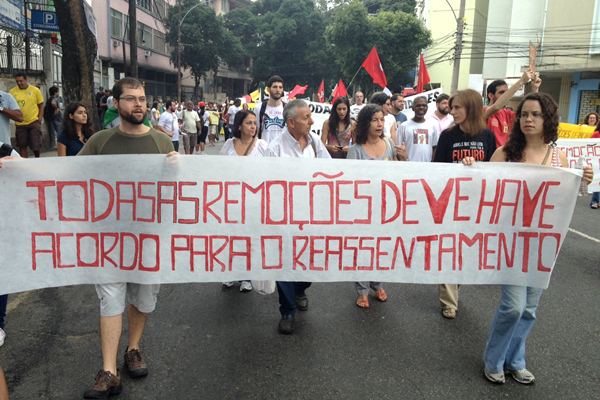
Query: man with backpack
255 75 285 143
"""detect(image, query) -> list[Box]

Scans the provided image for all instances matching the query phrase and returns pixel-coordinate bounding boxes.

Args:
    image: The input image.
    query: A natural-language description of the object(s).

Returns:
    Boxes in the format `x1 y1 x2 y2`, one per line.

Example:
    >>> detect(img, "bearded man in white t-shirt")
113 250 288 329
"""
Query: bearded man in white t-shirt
254 75 285 143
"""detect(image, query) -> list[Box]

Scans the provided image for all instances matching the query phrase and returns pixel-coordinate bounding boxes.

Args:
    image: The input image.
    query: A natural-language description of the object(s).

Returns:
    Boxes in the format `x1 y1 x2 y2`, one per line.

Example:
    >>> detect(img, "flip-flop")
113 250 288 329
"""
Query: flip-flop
356 295 370 308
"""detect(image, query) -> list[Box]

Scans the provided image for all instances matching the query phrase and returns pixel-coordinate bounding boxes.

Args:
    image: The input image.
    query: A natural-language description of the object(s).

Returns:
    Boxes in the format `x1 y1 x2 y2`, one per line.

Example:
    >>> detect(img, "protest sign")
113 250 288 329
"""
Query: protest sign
306 88 444 137
0 155 581 294
558 123 594 139
556 138 600 192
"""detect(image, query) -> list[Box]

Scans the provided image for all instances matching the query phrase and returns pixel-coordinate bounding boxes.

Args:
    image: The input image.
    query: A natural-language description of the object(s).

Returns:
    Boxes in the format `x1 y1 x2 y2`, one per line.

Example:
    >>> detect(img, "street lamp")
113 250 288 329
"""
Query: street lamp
177 2 202 101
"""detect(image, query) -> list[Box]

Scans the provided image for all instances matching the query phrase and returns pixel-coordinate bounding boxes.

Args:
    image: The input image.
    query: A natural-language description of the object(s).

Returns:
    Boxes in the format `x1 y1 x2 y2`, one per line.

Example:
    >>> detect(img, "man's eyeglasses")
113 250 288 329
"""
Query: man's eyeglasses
119 96 146 104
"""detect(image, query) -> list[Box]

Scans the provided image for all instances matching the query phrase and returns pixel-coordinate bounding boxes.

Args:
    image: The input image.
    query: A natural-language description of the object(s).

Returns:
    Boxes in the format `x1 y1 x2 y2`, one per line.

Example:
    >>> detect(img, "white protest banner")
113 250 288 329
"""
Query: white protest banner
0 155 581 295
556 138 600 193
306 88 445 137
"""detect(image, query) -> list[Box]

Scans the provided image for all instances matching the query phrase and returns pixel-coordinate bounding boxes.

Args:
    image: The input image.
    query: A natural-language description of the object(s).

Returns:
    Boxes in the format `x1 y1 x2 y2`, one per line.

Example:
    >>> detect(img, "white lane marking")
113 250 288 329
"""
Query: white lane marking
568 228 600 244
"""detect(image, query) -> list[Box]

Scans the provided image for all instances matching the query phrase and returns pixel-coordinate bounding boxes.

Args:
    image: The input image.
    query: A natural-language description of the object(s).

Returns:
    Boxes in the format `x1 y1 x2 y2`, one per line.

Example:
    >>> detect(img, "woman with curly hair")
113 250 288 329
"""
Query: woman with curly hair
347 104 406 308
482 92 593 385
321 96 354 158
57 102 94 156
582 111 598 126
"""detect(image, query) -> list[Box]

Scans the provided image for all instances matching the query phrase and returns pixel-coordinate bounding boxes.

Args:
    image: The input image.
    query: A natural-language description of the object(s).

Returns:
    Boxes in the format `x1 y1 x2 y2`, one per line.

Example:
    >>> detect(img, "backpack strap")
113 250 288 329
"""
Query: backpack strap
258 101 268 139
258 101 286 139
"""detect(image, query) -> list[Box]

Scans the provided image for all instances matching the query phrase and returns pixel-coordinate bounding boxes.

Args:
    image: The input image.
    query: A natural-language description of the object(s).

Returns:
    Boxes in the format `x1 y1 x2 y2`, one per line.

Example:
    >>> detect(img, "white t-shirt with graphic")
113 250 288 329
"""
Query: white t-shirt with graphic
398 119 440 162
255 102 285 143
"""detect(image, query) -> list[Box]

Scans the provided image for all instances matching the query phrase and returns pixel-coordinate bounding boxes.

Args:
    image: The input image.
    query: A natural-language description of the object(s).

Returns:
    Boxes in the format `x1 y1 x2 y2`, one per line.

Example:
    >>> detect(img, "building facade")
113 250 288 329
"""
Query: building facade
93 0 252 102
417 0 490 94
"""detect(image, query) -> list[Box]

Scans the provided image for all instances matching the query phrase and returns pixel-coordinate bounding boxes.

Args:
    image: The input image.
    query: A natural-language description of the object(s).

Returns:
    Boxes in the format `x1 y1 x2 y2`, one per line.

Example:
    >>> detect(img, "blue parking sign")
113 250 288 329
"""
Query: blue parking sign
31 9 59 32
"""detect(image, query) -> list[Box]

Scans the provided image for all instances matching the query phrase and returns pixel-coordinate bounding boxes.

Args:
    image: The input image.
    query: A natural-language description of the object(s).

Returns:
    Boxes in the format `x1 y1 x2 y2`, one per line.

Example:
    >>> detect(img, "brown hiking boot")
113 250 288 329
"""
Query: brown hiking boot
83 370 122 399
124 348 148 378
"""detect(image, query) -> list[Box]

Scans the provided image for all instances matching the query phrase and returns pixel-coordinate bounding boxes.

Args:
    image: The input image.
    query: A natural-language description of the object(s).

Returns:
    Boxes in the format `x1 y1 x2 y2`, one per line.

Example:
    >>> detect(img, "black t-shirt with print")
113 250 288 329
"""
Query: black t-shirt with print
433 125 496 163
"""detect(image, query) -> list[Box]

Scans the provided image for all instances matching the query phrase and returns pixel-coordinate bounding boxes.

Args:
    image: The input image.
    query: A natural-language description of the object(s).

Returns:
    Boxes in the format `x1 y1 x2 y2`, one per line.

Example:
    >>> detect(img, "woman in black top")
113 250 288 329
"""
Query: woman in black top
57 102 94 156
433 89 496 319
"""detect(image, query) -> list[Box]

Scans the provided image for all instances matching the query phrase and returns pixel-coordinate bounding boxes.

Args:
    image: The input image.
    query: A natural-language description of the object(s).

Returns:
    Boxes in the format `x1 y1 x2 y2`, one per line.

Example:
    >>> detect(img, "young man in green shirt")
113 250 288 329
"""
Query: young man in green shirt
79 77 174 399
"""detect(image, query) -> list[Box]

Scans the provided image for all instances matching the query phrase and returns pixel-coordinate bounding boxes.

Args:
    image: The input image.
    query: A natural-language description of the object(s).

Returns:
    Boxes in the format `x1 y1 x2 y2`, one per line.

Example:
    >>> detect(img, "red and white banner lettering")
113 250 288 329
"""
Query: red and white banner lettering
556 138 600 193
0 155 582 294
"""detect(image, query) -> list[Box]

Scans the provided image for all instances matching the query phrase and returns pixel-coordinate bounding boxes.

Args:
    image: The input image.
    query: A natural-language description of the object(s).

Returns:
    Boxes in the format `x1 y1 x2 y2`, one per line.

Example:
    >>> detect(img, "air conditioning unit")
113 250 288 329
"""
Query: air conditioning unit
112 40 120 48
143 50 152 57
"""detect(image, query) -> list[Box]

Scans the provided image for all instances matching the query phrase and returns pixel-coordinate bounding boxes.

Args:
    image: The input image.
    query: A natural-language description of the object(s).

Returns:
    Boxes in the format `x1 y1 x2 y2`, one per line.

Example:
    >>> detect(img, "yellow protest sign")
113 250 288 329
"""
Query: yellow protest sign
558 123 595 138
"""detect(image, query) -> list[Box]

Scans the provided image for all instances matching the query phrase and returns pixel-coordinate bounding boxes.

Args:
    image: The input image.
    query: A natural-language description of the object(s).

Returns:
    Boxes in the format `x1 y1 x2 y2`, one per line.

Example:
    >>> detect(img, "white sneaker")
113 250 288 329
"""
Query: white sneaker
508 368 535 385
484 368 505 384
240 281 253 292
0 328 5 347
222 281 235 288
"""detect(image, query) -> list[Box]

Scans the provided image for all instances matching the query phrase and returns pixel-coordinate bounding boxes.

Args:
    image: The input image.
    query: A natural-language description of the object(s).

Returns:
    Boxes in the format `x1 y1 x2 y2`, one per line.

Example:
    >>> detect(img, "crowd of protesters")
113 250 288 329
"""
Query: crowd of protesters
0 71 595 399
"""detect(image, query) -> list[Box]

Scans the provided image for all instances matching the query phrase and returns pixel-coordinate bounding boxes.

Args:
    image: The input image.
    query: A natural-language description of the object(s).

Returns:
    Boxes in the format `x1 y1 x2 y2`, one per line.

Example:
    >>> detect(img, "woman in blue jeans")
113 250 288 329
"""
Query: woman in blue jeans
480 92 593 384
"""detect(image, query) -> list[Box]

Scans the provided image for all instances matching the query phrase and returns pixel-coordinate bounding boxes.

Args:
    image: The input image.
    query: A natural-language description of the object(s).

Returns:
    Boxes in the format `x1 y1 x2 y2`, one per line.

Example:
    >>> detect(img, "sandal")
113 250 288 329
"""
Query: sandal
591 203 599 209
356 295 370 308
374 288 388 302
442 308 457 319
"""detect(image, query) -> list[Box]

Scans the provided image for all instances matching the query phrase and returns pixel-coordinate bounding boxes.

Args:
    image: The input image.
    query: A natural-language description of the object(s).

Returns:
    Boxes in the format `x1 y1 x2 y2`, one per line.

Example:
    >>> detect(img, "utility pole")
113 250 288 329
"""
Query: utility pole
450 0 466 94
24 0 30 71
177 2 203 101
128 0 138 78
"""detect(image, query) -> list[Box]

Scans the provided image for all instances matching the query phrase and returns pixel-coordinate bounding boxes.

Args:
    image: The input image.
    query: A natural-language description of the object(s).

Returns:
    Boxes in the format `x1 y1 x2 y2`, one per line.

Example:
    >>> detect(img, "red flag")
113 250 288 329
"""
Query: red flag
288 84 308 100
416 53 430 93
361 47 388 89
331 79 348 104
317 80 325 103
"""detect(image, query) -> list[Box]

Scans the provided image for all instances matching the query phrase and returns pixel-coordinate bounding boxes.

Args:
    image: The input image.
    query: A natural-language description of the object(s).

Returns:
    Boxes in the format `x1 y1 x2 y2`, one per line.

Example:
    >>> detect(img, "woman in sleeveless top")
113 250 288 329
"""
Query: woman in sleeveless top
220 110 268 291
347 104 405 308
321 96 354 158
479 93 593 385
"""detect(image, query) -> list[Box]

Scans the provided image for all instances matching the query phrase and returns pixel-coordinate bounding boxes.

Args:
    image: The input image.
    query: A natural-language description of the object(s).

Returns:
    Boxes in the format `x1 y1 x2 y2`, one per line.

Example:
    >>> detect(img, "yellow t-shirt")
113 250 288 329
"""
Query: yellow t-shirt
208 111 220 126
10 85 44 125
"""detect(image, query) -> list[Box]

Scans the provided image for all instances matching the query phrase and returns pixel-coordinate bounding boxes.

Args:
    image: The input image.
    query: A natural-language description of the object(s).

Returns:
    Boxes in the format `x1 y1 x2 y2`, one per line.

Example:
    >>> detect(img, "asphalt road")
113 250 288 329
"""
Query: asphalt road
2 141 599 400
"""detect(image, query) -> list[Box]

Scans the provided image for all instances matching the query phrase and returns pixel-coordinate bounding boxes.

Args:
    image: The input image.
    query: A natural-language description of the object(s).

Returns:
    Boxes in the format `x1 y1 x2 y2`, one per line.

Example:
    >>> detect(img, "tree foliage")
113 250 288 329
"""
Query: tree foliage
166 0 430 96
326 0 430 92
165 0 244 82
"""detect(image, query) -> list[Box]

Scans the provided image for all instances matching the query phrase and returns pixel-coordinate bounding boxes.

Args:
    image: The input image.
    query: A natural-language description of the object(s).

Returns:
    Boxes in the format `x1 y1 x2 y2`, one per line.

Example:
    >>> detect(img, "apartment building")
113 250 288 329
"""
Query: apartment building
416 0 490 93
420 0 600 123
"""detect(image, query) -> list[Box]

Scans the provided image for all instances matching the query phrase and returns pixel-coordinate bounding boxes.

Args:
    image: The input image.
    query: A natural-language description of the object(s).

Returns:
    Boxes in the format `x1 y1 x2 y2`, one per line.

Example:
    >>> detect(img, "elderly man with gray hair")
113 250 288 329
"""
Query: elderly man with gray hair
266 99 331 334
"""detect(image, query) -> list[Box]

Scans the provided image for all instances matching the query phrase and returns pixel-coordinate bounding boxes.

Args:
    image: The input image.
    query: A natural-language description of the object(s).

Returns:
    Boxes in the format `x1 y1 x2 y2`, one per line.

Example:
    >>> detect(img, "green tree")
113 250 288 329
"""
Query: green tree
165 0 244 96
54 0 99 130
326 0 430 93
249 0 333 90
368 10 431 90
364 0 415 13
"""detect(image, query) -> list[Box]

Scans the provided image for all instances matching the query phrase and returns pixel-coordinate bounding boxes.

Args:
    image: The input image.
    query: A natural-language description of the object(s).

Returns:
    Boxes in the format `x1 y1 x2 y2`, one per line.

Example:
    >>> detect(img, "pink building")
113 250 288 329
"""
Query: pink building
93 0 251 101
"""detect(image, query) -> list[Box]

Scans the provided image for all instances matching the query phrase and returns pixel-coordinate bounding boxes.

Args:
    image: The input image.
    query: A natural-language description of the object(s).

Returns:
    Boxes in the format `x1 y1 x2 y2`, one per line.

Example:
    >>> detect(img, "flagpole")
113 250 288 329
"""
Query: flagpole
346 64 363 91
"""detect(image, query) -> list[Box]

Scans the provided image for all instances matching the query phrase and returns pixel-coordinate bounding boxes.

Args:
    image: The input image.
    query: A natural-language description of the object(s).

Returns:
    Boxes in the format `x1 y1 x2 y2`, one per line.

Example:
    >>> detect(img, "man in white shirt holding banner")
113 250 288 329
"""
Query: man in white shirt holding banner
266 99 331 334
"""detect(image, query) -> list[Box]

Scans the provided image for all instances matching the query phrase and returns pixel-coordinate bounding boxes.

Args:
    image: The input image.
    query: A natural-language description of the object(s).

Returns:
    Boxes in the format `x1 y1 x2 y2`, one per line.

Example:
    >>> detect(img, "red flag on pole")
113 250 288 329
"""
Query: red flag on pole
288 84 308 100
361 47 388 89
317 80 325 103
416 53 430 93
331 79 348 104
